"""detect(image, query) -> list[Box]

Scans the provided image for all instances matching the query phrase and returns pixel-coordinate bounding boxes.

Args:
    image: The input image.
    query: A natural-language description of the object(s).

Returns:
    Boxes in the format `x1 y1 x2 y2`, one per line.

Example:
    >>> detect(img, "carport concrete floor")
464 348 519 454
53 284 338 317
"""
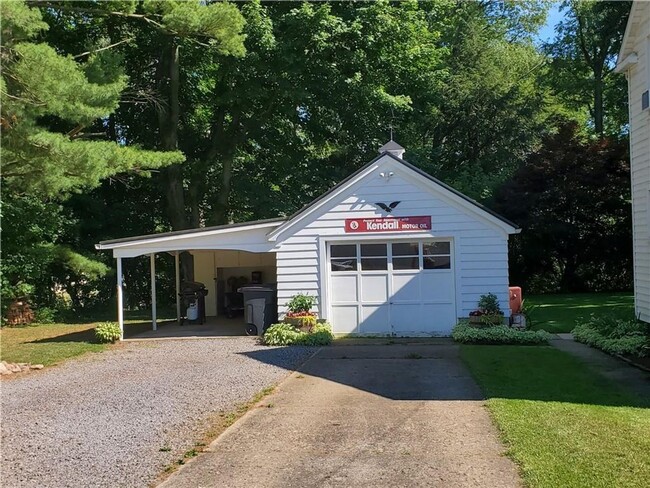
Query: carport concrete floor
160 342 521 488
125 317 247 340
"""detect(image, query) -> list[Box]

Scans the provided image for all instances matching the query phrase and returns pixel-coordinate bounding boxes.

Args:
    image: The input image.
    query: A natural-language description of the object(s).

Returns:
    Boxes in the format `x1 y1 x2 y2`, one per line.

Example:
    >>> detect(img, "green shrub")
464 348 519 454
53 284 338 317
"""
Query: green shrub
286 293 315 313
573 314 648 357
95 322 121 343
301 322 334 346
478 293 502 314
452 323 552 345
262 322 333 346
33 307 57 324
262 323 302 346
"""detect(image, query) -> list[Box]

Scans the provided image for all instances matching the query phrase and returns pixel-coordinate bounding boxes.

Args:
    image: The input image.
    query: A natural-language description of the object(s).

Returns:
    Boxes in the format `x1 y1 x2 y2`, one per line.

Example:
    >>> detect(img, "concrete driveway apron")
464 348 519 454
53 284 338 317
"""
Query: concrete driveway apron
161 343 521 488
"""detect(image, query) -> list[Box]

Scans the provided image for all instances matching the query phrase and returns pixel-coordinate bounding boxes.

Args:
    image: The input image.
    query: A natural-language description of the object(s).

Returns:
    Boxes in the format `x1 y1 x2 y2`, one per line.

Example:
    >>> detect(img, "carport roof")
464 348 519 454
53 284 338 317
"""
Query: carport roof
96 217 285 250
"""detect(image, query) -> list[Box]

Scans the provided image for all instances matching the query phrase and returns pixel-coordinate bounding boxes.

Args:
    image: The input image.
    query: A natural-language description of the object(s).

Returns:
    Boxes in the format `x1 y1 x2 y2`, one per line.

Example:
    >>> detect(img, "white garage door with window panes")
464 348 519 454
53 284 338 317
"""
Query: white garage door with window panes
329 240 456 336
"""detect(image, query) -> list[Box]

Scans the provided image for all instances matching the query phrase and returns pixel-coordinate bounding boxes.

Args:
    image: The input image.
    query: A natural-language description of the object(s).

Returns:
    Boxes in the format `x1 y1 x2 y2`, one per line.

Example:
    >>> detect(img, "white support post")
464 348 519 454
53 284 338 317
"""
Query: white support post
150 253 157 331
116 257 124 340
175 252 181 323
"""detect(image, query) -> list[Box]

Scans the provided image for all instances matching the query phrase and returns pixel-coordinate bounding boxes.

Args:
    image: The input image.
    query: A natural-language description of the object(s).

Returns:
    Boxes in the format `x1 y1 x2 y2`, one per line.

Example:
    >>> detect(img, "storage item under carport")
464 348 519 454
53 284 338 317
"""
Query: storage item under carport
238 285 277 336
179 281 208 325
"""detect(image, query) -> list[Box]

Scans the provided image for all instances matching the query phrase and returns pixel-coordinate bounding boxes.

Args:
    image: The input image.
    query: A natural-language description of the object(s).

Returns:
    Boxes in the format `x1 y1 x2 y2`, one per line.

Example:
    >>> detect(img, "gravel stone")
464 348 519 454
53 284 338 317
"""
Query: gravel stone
1 338 313 488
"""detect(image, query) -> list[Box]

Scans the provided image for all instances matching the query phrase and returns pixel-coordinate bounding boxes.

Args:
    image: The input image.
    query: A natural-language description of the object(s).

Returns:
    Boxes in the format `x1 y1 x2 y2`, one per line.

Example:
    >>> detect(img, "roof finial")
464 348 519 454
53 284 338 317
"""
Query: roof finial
378 139 405 159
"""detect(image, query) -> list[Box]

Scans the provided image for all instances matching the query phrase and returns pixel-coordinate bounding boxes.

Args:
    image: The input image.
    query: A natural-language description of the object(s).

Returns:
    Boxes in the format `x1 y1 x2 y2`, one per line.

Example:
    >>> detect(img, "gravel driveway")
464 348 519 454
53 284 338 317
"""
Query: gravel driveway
1 338 313 488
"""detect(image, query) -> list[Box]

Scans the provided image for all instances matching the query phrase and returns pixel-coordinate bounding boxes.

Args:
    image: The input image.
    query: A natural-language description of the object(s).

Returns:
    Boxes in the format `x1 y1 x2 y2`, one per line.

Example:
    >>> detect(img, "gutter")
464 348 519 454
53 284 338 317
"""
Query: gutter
614 52 638 73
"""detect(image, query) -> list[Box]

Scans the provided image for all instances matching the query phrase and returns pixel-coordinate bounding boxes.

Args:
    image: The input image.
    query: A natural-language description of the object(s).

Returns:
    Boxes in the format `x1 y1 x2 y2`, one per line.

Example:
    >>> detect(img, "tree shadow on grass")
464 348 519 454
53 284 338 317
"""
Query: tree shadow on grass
27 321 153 344
28 329 97 344
459 345 650 408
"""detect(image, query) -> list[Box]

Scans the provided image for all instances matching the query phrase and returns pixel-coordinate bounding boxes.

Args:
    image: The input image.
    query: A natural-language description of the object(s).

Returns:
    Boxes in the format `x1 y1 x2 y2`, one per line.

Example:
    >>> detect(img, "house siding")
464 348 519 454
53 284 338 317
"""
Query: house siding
274 157 511 324
625 1 650 322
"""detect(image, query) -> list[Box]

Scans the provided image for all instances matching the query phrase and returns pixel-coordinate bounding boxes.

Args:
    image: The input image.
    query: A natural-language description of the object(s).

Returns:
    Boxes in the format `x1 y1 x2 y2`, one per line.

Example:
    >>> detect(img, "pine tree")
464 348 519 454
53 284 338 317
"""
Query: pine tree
0 0 185 196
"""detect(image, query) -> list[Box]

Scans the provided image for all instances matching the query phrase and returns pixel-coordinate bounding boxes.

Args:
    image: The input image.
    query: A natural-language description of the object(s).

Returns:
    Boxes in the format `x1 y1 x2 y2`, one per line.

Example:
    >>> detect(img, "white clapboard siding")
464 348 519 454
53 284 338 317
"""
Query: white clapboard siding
275 160 512 320
623 1 650 322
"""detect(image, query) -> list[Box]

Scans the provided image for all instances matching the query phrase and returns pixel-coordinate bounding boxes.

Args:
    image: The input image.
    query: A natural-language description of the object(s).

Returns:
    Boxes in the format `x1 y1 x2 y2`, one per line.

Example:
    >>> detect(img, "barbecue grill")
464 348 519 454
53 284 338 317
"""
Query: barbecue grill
179 281 208 325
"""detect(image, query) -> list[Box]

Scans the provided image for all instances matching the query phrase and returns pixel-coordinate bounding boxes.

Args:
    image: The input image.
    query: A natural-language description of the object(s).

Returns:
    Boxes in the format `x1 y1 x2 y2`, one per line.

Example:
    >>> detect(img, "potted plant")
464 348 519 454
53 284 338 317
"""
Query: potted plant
469 293 504 327
283 293 317 332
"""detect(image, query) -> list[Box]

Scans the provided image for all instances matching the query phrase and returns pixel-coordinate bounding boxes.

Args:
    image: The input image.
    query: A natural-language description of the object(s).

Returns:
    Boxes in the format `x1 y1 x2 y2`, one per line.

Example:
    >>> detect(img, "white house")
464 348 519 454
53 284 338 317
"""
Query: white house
97 141 520 338
615 0 650 323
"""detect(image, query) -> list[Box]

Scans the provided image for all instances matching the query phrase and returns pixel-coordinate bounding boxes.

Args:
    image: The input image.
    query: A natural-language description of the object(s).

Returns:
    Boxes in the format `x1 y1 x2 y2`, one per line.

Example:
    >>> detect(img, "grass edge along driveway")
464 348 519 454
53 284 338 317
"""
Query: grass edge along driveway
0 320 156 366
460 345 650 488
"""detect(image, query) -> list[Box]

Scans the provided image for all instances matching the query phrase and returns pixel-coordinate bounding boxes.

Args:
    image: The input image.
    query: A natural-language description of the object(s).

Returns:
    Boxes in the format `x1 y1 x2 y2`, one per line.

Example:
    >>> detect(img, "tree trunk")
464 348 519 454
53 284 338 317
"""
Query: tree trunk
188 180 201 228
156 38 193 281
213 151 233 225
593 70 604 135
158 40 187 230
560 255 579 292
205 108 242 226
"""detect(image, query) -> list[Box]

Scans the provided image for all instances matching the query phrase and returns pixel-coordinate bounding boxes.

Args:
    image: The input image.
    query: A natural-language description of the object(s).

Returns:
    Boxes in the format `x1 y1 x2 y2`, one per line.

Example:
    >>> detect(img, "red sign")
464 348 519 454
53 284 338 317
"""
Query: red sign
344 216 432 233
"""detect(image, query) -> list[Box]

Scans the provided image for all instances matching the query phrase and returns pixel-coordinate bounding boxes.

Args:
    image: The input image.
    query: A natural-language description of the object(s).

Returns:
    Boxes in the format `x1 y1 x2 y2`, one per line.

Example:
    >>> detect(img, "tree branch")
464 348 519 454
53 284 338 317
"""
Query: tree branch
73 38 134 59
575 14 594 67
32 2 176 35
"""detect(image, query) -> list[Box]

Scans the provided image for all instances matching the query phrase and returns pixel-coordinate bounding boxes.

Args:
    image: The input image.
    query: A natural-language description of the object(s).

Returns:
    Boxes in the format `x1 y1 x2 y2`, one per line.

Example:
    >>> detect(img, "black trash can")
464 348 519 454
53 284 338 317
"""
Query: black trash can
237 284 277 335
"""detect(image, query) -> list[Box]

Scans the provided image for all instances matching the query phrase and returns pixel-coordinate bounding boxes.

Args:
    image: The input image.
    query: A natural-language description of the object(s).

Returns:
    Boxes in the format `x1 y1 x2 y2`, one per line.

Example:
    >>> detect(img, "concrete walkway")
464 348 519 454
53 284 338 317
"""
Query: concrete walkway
551 335 650 400
160 343 521 488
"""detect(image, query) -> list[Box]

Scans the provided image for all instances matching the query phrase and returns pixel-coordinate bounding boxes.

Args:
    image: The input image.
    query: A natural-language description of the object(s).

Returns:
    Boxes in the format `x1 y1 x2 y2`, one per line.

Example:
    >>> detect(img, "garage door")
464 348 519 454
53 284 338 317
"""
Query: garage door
329 241 456 336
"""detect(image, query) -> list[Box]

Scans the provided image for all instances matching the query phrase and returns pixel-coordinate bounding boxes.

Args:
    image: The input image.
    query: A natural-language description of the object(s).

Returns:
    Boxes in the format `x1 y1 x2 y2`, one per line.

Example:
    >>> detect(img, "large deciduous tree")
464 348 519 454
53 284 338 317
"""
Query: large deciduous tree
545 0 632 135
111 0 446 226
403 0 551 199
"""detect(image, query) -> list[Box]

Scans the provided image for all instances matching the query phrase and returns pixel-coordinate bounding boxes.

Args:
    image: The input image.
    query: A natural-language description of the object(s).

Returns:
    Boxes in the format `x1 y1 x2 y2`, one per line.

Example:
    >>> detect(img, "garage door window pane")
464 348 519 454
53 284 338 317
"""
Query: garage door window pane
331 244 357 258
360 244 387 257
361 258 388 270
331 259 357 271
423 256 451 269
392 242 419 256
393 257 419 270
423 241 450 255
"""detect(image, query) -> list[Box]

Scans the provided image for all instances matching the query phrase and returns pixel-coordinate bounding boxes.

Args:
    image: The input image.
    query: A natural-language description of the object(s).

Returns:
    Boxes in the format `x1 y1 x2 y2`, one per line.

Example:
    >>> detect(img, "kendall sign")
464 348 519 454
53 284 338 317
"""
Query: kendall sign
344 216 432 233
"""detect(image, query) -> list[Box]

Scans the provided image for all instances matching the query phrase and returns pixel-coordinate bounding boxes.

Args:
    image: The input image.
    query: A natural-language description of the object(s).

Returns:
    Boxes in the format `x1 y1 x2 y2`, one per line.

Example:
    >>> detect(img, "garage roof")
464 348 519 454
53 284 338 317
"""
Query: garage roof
267 150 520 240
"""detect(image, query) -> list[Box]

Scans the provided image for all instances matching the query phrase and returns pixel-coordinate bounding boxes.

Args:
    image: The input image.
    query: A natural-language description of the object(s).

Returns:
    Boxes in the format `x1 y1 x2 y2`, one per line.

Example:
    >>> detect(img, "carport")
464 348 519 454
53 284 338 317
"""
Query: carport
95 218 285 339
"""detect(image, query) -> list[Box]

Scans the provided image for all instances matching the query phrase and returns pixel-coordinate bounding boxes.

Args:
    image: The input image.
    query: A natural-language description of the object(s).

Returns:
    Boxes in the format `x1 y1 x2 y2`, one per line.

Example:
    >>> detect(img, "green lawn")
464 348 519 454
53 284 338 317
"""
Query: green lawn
526 292 634 333
0 319 156 366
461 345 650 488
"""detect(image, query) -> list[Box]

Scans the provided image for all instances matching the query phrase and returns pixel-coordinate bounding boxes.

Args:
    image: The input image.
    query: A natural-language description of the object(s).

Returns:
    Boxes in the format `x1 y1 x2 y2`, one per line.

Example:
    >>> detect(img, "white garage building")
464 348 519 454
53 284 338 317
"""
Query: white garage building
97 141 520 338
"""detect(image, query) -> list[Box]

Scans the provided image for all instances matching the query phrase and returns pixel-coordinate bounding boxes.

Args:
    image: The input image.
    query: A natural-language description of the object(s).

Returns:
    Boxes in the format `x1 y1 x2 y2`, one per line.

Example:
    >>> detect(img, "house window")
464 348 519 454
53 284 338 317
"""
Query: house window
360 243 388 270
422 241 451 269
331 244 357 271
392 242 419 270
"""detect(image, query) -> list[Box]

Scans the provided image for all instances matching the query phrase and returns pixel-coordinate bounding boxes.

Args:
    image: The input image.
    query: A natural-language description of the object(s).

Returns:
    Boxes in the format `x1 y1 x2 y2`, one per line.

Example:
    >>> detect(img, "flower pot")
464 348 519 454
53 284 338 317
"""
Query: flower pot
510 313 526 329
283 315 316 332
469 315 484 325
